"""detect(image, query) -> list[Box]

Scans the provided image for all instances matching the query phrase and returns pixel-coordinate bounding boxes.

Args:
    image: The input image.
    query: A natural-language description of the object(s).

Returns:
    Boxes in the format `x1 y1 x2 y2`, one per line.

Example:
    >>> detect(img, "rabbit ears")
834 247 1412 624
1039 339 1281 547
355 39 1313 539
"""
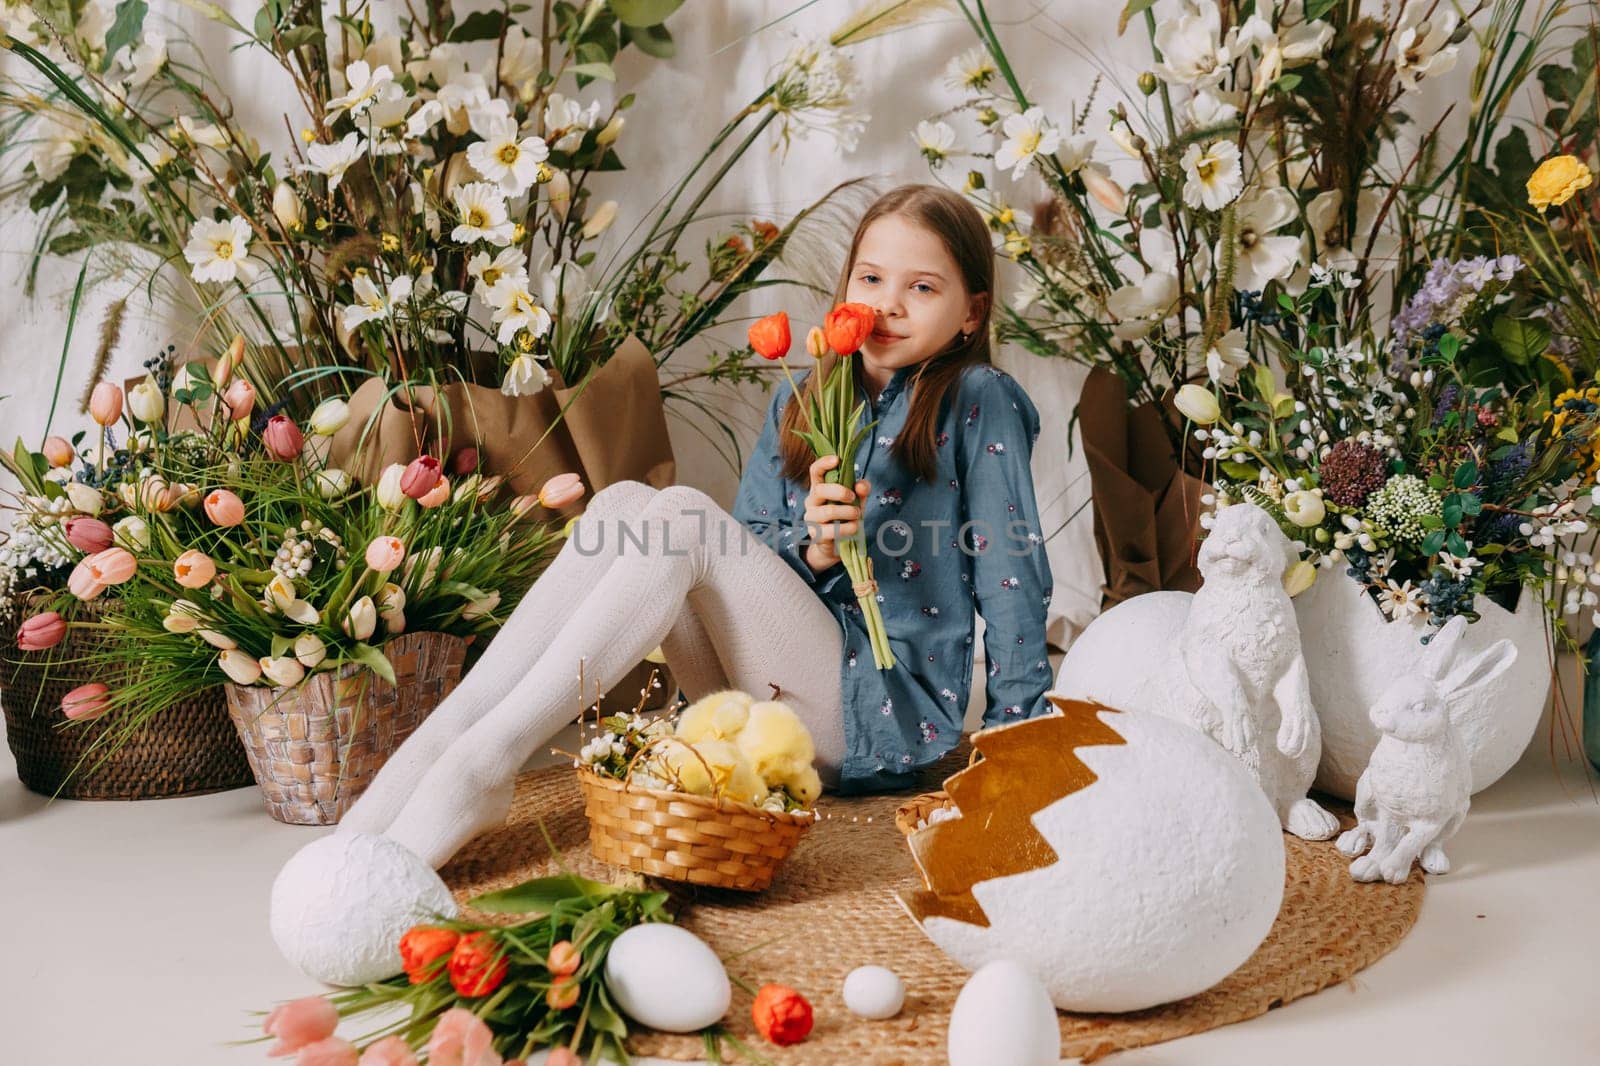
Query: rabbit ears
1422 616 1519 697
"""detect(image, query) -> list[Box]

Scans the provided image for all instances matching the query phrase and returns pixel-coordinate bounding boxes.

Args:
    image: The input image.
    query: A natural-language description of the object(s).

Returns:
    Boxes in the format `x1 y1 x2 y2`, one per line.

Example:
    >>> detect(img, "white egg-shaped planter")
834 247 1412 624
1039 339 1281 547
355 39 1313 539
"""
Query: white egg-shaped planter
1296 571 1550 799
899 700 1285 1013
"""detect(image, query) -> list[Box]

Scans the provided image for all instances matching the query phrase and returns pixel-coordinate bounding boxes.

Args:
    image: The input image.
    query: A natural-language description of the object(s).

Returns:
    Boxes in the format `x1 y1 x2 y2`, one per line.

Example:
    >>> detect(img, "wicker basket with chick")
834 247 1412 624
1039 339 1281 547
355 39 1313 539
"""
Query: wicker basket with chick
573 686 821 892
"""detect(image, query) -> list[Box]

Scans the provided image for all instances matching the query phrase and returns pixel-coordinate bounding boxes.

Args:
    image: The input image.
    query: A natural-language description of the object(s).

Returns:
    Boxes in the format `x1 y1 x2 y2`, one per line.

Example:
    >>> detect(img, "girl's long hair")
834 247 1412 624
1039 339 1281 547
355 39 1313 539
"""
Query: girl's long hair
777 184 995 485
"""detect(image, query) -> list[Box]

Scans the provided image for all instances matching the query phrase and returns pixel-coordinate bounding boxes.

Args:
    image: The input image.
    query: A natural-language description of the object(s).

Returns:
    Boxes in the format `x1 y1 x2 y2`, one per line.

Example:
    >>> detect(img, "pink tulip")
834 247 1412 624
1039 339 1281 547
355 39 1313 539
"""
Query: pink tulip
61 682 111 721
17 611 66 651
264 996 339 1057
223 378 256 420
417 476 451 509
295 1038 360 1066
537 473 585 510
543 1050 581 1066
64 517 114 554
89 382 123 426
85 546 137 586
451 448 479 476
357 1037 420 1066
66 560 107 601
42 435 74 468
400 455 442 500
173 550 217 589
205 489 245 527
364 536 405 573
263 415 305 461
427 1008 502 1066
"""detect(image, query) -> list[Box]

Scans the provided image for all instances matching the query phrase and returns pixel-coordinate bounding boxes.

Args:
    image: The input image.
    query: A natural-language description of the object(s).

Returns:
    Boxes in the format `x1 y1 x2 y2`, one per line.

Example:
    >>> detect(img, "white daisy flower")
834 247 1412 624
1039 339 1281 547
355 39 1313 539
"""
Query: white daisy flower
341 273 413 332
299 132 367 191
544 93 601 152
501 353 552 397
183 216 257 284
326 60 394 122
1180 139 1243 210
485 275 552 344
466 115 549 195
467 248 529 296
943 46 997 93
450 182 516 245
913 119 956 166
436 71 493 135
1154 0 1230 86
1378 579 1426 620
1225 187 1301 291
1439 551 1482 579
994 106 1060 180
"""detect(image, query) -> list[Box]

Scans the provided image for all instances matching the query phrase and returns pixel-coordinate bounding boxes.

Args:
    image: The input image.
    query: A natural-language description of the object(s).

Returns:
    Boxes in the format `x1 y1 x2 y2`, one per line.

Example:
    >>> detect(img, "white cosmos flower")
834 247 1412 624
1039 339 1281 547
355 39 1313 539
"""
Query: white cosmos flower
342 273 414 332
326 60 395 121
913 120 956 166
485 276 553 344
1378 579 1427 620
1226 187 1301 291
544 93 601 151
299 132 367 191
116 31 167 87
437 71 493 135
450 182 516 245
1197 327 1250 386
994 107 1061 180
1181 139 1243 210
1394 11 1460 92
1154 0 1230 86
467 247 529 297
943 46 998 93
184 216 257 284
1107 271 1180 340
467 115 549 195
405 100 444 140
501 353 552 397
1189 87 1242 128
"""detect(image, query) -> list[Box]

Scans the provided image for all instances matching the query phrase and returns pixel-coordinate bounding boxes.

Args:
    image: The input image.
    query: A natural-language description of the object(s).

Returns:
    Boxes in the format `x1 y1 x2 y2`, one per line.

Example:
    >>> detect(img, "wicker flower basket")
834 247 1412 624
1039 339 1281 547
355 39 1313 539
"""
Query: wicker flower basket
1 602 252 801
577 761 815 892
894 791 955 837
224 631 466 825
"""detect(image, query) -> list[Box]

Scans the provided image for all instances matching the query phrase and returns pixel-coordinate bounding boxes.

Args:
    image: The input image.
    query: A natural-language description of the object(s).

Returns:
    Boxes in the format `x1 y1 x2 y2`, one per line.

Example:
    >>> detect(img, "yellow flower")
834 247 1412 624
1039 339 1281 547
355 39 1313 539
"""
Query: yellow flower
1527 155 1594 210
381 233 400 252
300 127 316 143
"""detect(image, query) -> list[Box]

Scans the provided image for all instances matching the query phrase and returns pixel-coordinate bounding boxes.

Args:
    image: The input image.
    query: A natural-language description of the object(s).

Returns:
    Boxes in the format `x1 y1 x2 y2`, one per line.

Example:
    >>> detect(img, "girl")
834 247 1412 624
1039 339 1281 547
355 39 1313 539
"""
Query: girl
322 184 1053 875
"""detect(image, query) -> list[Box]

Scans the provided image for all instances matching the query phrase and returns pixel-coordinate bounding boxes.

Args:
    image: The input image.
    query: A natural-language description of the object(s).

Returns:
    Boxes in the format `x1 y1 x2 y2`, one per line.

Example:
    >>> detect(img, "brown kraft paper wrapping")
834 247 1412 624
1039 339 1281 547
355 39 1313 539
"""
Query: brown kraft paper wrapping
1078 366 1204 608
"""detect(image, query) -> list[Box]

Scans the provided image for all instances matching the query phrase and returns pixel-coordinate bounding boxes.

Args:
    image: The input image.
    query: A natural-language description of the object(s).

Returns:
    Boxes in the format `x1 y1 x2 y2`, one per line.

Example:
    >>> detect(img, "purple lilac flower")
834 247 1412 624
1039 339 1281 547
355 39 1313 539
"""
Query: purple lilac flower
1391 255 1524 360
1483 441 1532 500
1431 382 1462 426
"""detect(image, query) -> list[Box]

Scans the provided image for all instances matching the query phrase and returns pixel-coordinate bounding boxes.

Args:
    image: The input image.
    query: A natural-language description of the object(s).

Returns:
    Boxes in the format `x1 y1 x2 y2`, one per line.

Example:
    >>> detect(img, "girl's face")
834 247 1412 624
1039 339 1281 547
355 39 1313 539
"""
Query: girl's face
844 213 985 374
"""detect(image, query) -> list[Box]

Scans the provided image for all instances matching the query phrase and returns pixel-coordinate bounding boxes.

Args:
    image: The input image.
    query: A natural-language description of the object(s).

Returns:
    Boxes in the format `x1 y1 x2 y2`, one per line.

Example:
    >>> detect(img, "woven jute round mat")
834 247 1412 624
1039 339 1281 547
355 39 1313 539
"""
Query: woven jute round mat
440 756 1424 1064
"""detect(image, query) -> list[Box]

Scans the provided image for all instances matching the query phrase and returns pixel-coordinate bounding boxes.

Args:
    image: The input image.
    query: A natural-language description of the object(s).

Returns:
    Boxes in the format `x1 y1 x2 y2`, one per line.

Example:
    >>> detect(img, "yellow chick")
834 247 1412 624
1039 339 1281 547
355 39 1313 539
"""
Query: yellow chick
675 689 754 744
736 700 817 784
660 737 768 805
779 765 824 807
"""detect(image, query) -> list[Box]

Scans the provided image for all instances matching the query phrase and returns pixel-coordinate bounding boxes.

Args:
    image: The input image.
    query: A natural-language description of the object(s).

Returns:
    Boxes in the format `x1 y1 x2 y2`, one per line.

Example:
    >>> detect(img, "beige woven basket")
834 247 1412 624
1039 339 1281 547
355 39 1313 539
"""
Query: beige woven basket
224 631 466 825
577 758 815 892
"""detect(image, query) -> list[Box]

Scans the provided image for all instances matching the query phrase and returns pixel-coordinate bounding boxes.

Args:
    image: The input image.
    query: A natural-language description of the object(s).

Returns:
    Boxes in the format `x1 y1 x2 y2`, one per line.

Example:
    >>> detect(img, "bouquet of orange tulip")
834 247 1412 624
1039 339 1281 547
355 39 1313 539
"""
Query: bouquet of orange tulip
748 304 894 669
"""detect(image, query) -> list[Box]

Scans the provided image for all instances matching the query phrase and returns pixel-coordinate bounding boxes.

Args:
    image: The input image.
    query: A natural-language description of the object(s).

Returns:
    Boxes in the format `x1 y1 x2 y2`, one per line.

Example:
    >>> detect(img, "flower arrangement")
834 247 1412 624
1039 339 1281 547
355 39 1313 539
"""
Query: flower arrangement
4 350 570 749
748 305 895 668
257 874 675 1065
578 688 823 813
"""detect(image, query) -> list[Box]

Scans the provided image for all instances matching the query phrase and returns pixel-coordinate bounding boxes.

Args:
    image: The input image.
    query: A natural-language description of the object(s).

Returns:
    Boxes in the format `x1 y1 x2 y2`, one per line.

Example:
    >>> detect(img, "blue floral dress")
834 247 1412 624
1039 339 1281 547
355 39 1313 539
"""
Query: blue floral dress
733 362 1054 790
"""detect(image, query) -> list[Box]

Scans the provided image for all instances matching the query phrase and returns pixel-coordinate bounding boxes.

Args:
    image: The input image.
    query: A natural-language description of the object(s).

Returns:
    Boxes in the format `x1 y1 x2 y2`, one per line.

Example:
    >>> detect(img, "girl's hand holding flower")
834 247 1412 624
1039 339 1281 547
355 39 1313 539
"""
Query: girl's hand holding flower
802 454 869 574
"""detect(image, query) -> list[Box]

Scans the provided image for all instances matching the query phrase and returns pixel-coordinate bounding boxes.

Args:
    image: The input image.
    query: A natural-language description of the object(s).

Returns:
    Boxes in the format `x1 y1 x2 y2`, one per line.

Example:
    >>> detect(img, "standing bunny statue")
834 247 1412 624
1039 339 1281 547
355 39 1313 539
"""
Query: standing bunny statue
1054 503 1339 840
1337 615 1516 883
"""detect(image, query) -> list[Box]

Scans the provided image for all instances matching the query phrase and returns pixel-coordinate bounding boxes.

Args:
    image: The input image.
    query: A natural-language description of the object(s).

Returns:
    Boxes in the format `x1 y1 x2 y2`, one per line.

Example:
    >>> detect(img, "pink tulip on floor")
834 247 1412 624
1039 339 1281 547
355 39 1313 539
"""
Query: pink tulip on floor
294 1037 359 1066
537 473 585 510
357 1036 419 1066
427 1008 502 1066
264 996 339 1057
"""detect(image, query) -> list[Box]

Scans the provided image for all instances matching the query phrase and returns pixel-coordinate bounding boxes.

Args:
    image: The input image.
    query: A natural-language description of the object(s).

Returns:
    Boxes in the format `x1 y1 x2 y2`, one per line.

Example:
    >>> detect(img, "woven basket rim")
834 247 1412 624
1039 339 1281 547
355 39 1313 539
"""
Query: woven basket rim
576 765 818 828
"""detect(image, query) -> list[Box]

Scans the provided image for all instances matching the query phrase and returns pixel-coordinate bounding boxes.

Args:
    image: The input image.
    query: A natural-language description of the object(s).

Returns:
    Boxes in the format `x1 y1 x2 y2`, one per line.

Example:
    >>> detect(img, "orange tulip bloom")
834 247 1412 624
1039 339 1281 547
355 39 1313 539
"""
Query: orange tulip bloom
447 932 509 998
748 311 791 361
752 983 813 1046
399 926 460 985
823 303 876 356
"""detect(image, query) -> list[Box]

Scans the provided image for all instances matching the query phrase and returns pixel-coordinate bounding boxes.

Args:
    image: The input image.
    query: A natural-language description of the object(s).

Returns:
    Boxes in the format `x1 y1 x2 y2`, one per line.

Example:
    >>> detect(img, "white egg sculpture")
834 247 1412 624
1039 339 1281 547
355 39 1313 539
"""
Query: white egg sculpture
603 924 731 1032
843 965 906 1020
271 831 459 987
900 700 1285 1013
947 959 1060 1066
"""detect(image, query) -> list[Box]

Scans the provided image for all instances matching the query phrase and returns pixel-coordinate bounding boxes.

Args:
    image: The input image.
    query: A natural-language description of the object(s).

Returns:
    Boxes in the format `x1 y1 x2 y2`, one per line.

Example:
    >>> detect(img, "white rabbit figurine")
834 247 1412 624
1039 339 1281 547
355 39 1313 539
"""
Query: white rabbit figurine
1337 615 1515 884
1055 502 1339 840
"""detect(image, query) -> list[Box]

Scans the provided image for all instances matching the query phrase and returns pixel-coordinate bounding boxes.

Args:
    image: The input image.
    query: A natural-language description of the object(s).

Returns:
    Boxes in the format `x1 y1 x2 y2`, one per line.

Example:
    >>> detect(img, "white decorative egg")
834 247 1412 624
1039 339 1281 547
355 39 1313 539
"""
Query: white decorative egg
947 959 1060 1066
604 924 731 1032
901 702 1285 1013
842 965 905 1020
270 831 458 987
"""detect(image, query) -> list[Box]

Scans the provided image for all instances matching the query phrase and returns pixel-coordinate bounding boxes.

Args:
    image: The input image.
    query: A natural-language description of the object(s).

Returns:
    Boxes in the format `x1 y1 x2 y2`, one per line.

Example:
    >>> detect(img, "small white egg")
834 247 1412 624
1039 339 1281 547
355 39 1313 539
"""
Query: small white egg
842 965 905 1020
947 959 1060 1066
603 924 731 1032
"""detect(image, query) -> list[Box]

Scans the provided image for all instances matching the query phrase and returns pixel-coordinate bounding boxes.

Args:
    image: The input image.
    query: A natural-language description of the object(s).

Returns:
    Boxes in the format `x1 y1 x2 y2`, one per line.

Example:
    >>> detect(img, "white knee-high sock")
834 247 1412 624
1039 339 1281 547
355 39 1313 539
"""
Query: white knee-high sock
338 480 660 835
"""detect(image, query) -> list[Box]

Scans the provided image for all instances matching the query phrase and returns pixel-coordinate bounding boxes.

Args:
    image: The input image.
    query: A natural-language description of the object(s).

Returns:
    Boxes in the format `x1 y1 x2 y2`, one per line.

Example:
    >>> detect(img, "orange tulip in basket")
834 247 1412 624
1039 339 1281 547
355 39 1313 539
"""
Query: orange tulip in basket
572 686 820 892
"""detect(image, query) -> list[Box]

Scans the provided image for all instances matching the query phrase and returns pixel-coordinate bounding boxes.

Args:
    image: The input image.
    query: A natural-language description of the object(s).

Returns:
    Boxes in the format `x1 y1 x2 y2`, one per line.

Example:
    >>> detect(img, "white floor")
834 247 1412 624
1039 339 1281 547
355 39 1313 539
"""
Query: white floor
2 661 1598 1065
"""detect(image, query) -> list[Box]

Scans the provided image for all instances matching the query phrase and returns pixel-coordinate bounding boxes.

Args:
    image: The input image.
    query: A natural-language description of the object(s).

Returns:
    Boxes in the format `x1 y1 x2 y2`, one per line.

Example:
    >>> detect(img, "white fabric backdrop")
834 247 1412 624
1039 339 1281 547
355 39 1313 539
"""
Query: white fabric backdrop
0 0 1481 645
